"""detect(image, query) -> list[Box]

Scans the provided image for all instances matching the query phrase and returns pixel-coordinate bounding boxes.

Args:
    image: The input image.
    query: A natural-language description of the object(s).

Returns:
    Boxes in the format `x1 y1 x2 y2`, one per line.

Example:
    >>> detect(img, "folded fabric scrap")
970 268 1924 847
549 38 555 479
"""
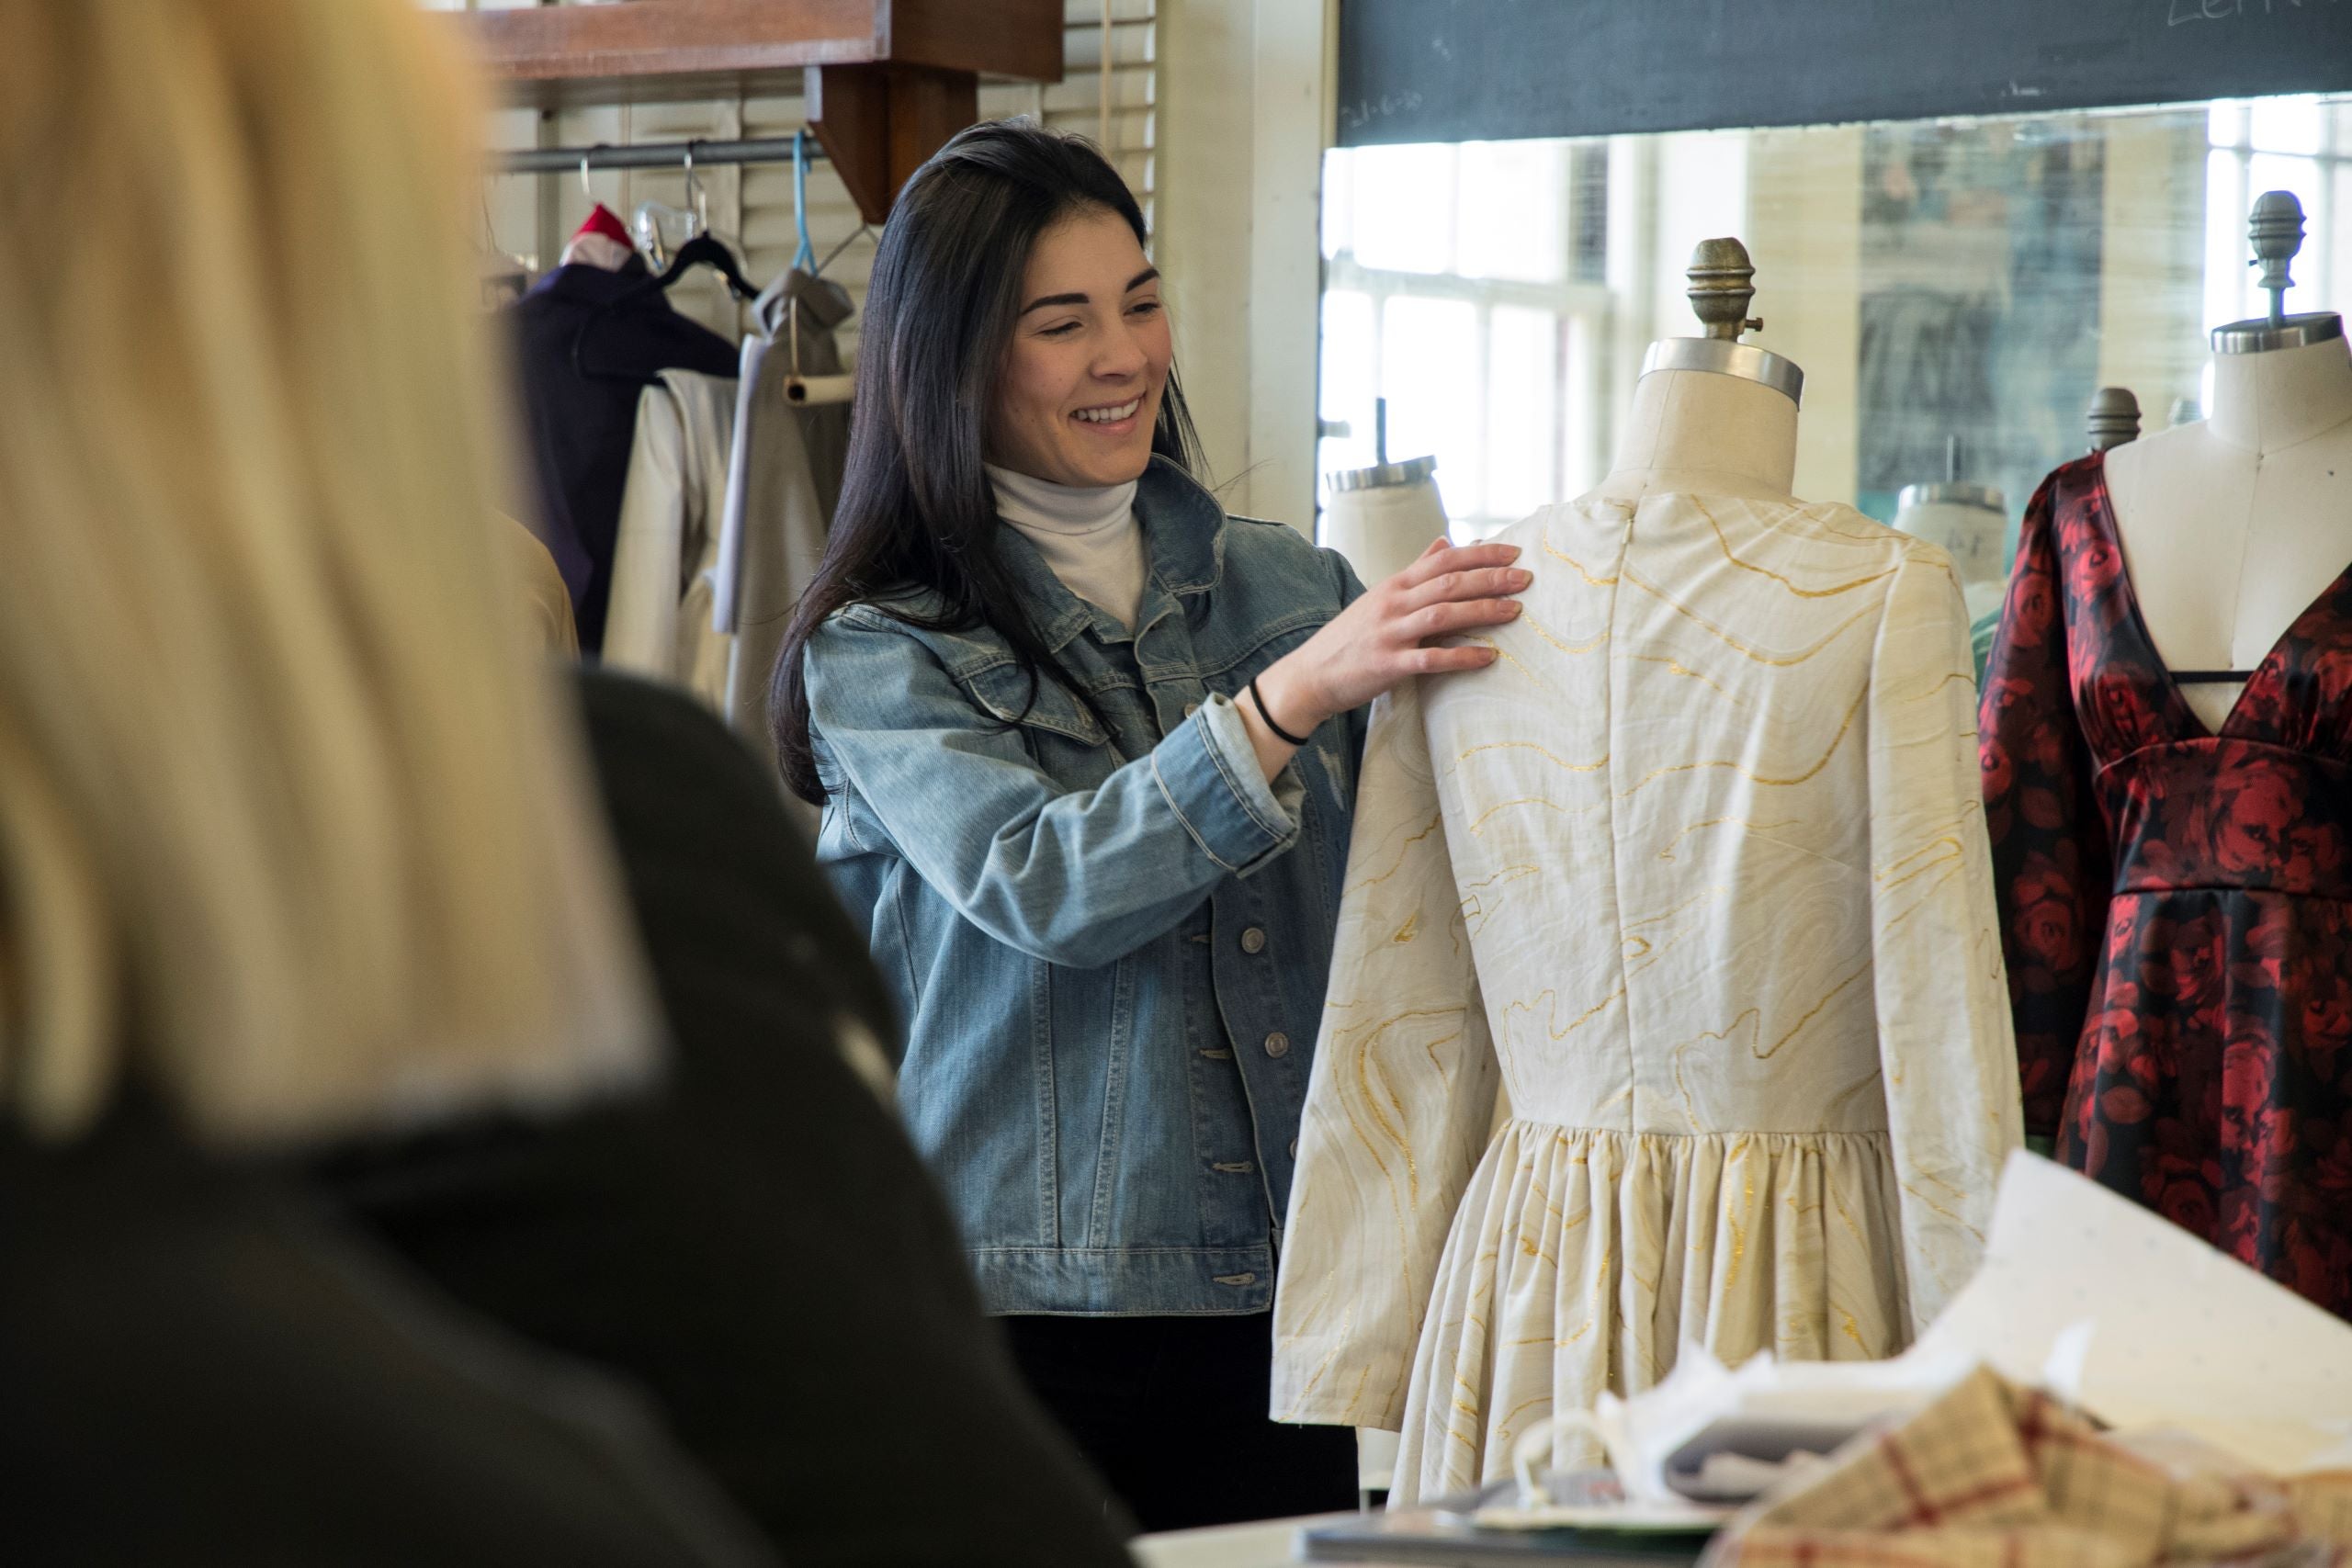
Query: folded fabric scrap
1702 1366 2352 1568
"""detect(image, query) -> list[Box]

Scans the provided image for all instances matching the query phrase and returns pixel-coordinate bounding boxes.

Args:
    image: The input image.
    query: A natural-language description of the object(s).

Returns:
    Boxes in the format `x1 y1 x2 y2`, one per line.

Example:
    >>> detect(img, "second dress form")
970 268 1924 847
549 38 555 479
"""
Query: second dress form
2102 336 2352 733
1981 200 2352 1318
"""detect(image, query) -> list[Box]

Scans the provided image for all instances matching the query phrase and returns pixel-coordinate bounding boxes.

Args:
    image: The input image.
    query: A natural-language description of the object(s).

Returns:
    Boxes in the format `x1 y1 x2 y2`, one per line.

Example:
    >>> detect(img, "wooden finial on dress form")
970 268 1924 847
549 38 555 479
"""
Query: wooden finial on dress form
2086 388 2142 453
2212 190 2341 355
2249 190 2305 329
1688 238 1763 343
1639 235 1804 404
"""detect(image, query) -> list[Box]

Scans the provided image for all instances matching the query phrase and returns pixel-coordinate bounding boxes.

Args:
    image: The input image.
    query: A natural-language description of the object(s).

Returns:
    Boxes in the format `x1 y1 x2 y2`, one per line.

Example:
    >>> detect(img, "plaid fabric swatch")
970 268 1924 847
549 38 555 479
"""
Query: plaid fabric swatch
1703 1368 2352 1568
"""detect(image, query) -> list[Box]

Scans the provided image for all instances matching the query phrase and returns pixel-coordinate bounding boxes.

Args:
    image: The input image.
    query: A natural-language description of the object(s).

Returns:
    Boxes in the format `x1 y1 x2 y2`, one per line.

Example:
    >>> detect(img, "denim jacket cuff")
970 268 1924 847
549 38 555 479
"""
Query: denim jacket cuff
1152 693 1304 876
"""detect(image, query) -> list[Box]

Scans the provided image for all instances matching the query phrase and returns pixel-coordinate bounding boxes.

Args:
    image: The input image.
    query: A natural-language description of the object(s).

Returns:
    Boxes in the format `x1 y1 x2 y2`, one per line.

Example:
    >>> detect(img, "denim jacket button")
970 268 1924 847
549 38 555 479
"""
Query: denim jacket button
1262 1031 1290 1058
1183 700 1201 717
1240 926 1268 954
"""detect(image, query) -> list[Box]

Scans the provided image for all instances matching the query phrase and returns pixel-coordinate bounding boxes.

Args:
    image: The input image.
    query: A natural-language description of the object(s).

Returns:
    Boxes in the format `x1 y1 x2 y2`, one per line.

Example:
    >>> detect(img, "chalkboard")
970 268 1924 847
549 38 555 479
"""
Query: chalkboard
1336 0 2352 147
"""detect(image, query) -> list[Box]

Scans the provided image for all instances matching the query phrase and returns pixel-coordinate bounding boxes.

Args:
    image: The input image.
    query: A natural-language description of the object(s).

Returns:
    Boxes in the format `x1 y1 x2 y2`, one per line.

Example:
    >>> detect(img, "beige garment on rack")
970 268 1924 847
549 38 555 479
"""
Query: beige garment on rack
1270 491 2021 1506
604 368 738 708
502 513 579 656
717 270 853 750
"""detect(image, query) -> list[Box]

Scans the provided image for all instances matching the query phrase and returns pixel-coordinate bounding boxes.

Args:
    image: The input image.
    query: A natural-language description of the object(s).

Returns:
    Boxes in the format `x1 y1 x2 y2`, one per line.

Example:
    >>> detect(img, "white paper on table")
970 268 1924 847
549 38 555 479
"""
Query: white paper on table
1498 1340 1987 1510
1909 1150 2352 1473
1506 1153 2352 1516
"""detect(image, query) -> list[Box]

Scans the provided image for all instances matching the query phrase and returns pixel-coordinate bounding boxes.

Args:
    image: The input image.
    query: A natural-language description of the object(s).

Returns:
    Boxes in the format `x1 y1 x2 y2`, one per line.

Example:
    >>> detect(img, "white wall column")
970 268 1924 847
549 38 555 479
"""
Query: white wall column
1157 0 1337 529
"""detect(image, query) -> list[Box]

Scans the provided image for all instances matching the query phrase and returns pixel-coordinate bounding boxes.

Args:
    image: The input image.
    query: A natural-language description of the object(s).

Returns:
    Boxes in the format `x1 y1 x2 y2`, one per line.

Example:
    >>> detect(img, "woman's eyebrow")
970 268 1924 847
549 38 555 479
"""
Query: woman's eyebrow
1019 269 1162 317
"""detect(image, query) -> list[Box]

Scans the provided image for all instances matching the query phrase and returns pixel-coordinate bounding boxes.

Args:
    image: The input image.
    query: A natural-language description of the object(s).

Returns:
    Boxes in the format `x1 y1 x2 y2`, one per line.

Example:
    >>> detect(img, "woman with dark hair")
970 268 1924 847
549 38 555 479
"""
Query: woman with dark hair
774 118 1528 1532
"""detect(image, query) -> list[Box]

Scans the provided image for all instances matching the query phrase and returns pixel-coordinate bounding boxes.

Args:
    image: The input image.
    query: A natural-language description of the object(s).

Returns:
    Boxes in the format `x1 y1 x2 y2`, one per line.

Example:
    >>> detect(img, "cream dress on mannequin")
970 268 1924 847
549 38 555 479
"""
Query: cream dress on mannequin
1272 368 2020 1506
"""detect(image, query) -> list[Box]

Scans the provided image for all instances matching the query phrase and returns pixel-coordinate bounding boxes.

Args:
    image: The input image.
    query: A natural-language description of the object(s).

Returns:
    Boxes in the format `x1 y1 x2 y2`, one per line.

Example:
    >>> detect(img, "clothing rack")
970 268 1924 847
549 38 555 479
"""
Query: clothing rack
494 136 824 177
451 0 1061 223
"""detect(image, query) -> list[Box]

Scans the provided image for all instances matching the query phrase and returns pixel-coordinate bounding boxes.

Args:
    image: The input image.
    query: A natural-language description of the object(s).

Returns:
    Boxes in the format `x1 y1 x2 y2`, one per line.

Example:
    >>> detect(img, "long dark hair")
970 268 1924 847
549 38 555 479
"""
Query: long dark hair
771 118 1204 804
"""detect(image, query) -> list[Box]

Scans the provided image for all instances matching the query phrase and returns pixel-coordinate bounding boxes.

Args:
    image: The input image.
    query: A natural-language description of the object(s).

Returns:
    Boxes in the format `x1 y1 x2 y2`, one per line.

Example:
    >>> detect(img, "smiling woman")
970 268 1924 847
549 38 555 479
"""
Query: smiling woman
979 219 1172 637
994 233 1170 486
770 118 1529 1534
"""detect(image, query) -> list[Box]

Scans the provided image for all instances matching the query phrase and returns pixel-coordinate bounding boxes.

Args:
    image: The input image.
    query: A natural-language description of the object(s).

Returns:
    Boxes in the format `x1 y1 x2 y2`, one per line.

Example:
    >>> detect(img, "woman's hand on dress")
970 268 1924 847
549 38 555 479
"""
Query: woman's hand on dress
1256 538 1528 734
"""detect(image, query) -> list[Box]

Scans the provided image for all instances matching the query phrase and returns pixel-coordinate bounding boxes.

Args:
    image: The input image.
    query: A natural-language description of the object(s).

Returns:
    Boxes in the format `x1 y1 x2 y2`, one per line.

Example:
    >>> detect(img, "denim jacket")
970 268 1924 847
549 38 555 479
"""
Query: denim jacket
804 458 1367 1314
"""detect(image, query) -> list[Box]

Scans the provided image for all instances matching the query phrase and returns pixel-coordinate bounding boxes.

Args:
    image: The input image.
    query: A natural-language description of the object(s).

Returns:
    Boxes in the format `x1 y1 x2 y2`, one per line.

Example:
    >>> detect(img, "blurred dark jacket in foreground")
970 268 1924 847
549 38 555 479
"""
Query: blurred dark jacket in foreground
321 670 1136 1567
0 1097 775 1567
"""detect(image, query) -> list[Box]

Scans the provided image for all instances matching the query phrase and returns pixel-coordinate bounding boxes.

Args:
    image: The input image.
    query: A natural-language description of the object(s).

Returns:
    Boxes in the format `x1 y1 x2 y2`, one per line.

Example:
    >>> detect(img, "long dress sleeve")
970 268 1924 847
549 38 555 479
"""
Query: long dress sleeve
1272 675 1500 1431
1978 479 2110 1140
1865 545 2023 1331
805 612 1308 971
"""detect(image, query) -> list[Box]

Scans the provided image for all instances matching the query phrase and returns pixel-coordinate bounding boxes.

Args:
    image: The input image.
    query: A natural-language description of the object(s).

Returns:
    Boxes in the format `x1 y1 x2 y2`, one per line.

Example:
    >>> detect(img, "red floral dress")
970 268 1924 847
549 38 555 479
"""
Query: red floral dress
1981 453 2352 1318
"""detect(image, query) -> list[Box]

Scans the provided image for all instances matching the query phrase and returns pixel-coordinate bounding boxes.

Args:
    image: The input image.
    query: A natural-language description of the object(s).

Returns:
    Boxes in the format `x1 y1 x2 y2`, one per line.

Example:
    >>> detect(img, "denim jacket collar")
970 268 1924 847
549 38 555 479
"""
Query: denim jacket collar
992 457 1229 653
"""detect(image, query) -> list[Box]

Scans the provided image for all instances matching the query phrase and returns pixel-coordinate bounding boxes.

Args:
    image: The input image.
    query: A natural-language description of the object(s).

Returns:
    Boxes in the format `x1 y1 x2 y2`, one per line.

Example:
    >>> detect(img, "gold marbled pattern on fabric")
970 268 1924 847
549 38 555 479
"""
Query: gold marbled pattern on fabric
1271 492 2021 1505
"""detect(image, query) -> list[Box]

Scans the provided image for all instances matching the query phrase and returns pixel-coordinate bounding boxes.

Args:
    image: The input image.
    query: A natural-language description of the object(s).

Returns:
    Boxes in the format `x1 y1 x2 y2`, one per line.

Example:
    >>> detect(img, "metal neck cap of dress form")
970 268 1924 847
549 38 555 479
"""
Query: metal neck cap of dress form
1896 434 2003 516
1329 395 1441 492
1639 237 1806 407
2211 190 2345 354
1329 455 1438 492
2086 387 2142 453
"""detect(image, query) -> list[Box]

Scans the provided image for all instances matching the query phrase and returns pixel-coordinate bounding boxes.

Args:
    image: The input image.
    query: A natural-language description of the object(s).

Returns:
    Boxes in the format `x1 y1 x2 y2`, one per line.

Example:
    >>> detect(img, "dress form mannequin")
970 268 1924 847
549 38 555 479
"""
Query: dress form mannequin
1274 235 2018 1506
2102 192 2352 734
1323 452 1449 582
1894 438 2007 621
1590 239 1803 507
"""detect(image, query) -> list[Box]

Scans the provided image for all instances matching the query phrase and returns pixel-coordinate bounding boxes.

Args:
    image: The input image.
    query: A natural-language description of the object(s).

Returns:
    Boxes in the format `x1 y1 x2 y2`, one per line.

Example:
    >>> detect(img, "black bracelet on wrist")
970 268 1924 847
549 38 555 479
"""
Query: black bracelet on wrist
1248 677 1313 747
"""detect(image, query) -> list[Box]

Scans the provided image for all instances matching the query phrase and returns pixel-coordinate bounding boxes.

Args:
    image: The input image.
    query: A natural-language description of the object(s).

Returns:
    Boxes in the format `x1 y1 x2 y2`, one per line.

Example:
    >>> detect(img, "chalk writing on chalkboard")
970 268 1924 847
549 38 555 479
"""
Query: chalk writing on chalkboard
2171 0 2345 23
1337 92 1427 133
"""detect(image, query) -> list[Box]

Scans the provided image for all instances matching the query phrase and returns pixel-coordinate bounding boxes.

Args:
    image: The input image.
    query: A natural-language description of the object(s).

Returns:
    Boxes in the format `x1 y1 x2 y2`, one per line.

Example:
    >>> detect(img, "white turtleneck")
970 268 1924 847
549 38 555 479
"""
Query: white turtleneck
986 464 1148 631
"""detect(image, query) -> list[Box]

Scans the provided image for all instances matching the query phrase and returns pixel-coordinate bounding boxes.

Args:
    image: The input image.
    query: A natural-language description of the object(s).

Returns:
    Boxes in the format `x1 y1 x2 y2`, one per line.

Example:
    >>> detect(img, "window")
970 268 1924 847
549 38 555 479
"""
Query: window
1317 141 1610 539
1317 95 2352 554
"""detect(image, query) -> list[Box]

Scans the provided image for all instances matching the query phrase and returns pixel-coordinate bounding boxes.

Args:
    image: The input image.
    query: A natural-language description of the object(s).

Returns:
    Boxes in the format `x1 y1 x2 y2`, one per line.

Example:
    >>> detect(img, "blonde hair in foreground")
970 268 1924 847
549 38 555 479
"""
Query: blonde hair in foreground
0 0 656 1143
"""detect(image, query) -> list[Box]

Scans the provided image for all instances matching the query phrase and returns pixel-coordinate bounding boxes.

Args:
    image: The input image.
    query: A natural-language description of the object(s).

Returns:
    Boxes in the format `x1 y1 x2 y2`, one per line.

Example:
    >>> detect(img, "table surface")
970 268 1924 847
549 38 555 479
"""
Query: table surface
1133 1511 1370 1568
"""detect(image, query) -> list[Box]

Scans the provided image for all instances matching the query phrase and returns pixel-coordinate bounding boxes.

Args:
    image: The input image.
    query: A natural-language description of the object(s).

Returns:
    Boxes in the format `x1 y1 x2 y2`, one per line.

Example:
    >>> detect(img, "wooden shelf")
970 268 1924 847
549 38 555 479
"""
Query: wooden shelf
458 0 1062 109
453 0 1064 223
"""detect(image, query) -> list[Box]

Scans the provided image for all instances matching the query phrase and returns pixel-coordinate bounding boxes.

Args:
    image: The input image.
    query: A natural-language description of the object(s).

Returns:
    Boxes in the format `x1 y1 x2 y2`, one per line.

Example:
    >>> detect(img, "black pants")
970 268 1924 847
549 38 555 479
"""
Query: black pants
1001 1312 1360 1535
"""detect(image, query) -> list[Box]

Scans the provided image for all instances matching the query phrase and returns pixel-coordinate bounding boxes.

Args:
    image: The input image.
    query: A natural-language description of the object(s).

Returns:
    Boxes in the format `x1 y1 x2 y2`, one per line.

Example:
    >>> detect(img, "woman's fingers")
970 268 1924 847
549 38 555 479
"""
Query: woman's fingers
1405 564 1532 612
1284 539 1528 716
1412 642 1501 674
1408 597 1522 641
1392 540 1520 592
1385 536 1455 592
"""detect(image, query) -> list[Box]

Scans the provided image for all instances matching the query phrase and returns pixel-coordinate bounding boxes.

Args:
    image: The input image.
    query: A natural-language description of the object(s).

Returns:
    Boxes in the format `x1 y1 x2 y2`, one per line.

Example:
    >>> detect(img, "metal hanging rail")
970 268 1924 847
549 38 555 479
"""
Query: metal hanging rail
492 135 823 176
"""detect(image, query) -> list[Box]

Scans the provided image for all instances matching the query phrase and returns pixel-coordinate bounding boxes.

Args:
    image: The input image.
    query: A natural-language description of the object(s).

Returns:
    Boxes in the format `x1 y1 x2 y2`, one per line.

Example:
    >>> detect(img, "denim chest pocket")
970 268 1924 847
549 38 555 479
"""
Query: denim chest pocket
957 661 1124 784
